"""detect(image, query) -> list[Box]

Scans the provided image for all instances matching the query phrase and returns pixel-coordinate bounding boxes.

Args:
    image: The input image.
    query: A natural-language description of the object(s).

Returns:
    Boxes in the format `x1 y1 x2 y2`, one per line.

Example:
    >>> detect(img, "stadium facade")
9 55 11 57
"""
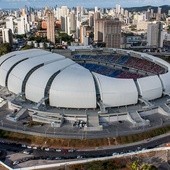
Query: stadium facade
0 48 170 129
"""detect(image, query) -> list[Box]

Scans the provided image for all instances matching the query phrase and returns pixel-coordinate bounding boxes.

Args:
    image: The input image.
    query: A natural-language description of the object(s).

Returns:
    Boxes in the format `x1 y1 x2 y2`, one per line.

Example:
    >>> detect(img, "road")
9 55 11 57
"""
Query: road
0 133 170 163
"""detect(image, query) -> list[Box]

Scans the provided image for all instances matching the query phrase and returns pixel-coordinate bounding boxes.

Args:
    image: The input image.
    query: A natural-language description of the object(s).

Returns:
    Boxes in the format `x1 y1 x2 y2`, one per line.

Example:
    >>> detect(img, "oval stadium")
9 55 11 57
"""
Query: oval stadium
0 48 170 134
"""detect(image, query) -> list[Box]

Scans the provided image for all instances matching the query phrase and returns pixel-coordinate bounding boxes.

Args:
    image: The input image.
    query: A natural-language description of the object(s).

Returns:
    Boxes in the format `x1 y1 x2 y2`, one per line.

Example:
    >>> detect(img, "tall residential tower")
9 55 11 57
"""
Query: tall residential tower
94 18 121 48
46 10 55 44
147 22 162 47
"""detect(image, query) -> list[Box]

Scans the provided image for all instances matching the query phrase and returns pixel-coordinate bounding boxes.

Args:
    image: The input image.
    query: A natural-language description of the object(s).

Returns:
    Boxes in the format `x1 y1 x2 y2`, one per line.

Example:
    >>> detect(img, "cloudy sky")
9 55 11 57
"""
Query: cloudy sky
0 0 170 9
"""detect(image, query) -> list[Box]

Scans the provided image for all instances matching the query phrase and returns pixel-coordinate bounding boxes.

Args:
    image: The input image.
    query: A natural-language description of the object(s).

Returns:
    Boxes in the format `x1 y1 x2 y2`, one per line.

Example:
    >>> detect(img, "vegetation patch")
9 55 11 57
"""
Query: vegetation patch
0 125 169 148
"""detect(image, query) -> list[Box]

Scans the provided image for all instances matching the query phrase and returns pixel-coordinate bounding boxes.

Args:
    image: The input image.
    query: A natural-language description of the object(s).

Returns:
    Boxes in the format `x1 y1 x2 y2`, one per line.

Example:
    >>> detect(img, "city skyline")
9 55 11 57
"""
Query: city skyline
0 0 170 9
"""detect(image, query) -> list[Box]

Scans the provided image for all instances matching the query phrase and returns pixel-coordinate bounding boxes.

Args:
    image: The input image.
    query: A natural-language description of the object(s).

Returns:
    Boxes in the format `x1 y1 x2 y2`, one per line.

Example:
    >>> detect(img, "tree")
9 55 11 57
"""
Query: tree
0 43 12 56
28 36 47 43
131 160 140 170
141 164 158 170
129 25 137 31
130 161 158 170
56 32 74 45
167 25 170 33
13 34 26 39
21 45 33 50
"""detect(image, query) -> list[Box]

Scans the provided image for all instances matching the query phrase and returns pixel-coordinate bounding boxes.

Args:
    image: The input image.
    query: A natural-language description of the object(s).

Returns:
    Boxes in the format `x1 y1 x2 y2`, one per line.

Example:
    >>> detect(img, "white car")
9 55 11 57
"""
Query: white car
13 161 19 165
77 155 83 159
23 149 32 155
32 146 37 149
68 149 75 152
45 148 50 151
56 149 61 152
27 145 32 149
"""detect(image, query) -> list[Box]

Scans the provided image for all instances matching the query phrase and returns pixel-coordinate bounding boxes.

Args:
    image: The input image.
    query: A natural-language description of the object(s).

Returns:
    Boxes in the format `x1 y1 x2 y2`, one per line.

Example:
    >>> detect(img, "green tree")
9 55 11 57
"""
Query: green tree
56 32 74 45
131 160 140 170
21 45 33 50
167 25 170 33
13 34 26 39
0 43 12 56
29 36 47 43
141 164 158 170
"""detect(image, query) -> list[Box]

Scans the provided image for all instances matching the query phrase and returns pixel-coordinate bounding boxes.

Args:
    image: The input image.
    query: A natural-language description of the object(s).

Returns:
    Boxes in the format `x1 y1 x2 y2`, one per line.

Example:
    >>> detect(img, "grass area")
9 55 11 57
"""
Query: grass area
25 121 44 127
0 125 170 148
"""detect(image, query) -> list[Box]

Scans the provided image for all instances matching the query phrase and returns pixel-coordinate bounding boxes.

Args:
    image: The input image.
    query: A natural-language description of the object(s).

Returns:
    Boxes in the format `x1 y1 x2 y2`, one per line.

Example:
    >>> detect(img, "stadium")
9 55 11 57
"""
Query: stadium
0 48 170 132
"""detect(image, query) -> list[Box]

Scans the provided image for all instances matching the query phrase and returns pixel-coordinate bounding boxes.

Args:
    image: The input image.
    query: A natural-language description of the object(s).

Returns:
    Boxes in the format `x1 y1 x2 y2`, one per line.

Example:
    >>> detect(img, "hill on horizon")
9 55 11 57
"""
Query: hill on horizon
125 5 170 14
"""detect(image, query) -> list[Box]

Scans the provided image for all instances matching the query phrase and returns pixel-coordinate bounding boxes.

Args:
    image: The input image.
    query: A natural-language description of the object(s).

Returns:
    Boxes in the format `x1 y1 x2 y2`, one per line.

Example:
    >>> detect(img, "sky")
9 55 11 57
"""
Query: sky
0 0 170 9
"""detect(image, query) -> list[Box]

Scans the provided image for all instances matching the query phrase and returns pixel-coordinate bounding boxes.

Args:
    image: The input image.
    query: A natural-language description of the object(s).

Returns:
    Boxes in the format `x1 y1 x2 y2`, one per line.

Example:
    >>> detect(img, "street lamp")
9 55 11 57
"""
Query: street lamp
116 127 118 137
54 127 56 135
45 126 49 137
23 125 26 131
160 118 163 126
15 121 18 129
0 120 3 126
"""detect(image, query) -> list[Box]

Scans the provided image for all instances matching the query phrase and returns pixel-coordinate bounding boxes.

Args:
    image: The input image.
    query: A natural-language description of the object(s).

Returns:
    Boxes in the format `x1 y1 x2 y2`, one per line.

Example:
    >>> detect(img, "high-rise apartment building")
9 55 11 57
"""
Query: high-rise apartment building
69 12 76 33
94 18 121 48
17 16 26 35
89 12 94 27
65 16 70 35
2 28 13 46
116 4 121 14
93 11 101 39
95 6 98 12
156 7 161 21
60 6 69 17
5 16 14 34
147 22 162 47
46 9 55 44
76 6 82 39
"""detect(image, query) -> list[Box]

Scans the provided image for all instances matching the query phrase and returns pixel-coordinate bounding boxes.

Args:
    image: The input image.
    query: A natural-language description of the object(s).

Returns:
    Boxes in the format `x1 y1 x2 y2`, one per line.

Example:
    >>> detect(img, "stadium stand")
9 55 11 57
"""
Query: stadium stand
79 63 142 79
73 54 166 76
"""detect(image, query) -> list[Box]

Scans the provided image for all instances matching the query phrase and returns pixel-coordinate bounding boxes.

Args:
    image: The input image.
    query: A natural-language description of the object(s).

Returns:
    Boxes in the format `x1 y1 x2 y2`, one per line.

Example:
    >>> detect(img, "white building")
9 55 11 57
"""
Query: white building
95 6 98 12
69 12 76 33
160 30 170 48
64 16 70 35
5 16 14 34
133 12 147 25
137 21 148 31
60 6 69 18
17 16 26 35
147 22 162 47
55 6 69 20
116 4 121 14
2 28 13 45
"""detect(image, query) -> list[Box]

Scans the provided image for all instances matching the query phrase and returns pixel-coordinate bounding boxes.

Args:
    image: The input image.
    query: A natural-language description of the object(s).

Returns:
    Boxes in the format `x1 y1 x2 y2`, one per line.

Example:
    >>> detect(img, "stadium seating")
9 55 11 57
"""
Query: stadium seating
73 54 166 77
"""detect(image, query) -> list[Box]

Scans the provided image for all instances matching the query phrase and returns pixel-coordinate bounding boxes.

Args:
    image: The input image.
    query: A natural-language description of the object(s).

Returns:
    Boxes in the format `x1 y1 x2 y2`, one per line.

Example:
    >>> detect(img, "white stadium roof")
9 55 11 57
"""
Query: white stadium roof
0 49 170 109
25 58 74 103
0 49 49 87
49 64 96 108
137 75 162 100
7 53 60 94
93 73 138 107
